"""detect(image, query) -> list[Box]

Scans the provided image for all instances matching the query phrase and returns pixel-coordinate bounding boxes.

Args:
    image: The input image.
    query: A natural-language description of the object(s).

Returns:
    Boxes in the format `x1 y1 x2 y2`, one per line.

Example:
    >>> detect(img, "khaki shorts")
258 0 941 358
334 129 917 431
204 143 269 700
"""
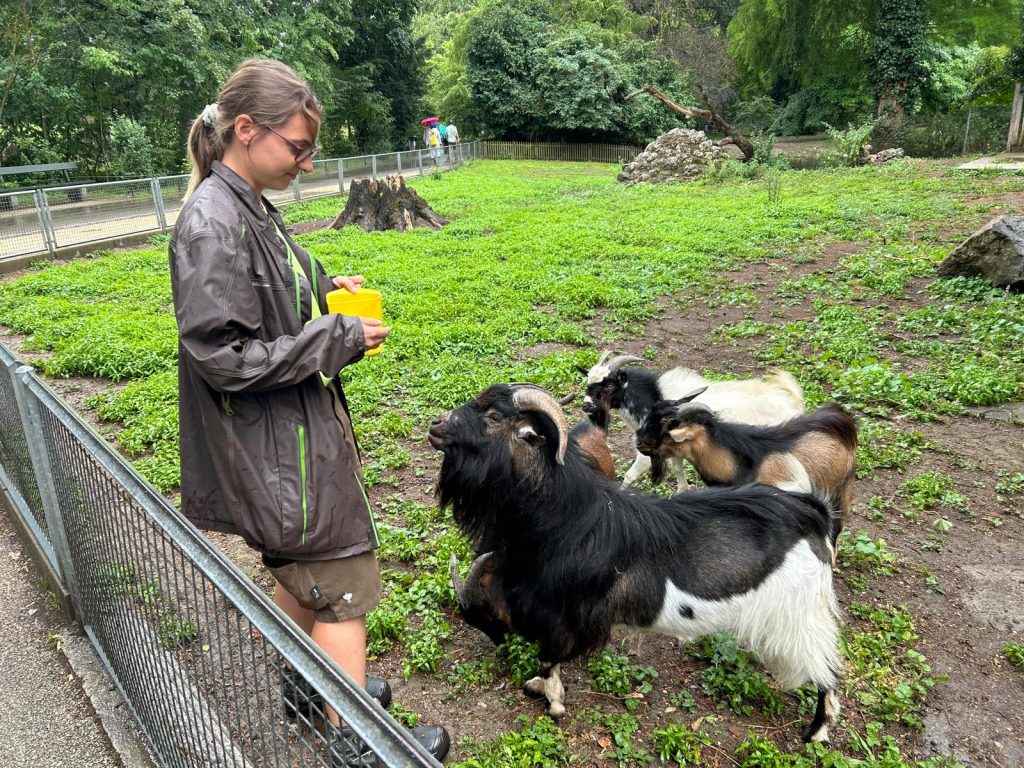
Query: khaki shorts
267 552 382 623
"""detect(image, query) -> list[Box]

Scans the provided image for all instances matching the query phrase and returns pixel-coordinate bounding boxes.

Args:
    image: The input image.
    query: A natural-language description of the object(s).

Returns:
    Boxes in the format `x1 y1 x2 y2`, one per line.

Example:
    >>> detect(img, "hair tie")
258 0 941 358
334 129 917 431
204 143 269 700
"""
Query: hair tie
201 103 220 128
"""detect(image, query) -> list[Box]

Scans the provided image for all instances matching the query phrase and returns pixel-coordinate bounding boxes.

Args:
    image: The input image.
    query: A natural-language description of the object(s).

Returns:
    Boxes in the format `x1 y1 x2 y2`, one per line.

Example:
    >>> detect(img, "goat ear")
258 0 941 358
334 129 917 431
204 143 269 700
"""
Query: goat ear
668 426 695 443
516 425 546 449
677 385 708 404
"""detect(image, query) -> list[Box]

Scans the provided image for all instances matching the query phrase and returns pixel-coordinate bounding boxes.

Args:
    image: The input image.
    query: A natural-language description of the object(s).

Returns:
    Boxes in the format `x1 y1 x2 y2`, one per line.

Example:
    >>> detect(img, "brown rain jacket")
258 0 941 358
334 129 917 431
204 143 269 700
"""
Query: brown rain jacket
169 161 378 560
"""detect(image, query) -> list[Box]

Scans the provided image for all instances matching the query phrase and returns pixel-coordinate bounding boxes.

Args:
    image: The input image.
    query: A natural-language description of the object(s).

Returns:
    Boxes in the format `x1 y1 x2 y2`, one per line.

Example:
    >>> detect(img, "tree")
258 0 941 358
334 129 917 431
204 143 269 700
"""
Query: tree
870 0 930 125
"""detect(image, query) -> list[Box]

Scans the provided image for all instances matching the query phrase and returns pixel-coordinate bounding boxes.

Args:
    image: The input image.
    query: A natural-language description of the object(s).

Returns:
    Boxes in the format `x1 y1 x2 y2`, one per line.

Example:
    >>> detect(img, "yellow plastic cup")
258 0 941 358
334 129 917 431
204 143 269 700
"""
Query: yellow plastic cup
326 287 384 357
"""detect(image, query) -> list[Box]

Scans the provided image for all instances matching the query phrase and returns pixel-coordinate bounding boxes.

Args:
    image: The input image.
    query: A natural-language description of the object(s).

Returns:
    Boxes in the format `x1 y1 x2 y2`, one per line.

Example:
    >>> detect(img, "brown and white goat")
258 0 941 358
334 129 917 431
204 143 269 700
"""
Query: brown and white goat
581 352 805 491
635 389 857 546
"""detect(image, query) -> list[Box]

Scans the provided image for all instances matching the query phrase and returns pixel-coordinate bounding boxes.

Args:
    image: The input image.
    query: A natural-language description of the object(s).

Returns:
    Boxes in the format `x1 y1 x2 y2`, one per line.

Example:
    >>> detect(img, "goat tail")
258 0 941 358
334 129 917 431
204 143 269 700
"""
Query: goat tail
806 404 859 452
766 368 805 410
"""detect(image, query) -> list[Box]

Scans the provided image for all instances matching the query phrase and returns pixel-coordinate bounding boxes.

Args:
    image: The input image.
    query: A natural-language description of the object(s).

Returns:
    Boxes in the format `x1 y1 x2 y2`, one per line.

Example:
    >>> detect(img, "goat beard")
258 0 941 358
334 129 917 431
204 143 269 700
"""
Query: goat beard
436 448 521 554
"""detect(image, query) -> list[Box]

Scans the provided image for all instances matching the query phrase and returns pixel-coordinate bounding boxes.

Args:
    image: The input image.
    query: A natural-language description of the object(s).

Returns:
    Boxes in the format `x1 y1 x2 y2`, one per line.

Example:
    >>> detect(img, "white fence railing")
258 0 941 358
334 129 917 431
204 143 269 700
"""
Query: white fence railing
0 142 479 263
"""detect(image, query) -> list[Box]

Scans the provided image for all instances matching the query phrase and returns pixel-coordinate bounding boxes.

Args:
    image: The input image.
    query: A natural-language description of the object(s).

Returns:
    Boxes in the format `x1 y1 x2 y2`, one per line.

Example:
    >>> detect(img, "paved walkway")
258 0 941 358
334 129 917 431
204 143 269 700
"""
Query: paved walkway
956 152 1024 170
0 153 465 265
0 511 126 768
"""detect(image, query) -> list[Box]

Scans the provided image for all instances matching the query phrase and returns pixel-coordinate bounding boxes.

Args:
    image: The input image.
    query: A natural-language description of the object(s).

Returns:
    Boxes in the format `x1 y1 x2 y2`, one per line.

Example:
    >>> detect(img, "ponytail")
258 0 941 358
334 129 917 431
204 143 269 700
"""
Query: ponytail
184 59 323 200
185 107 228 199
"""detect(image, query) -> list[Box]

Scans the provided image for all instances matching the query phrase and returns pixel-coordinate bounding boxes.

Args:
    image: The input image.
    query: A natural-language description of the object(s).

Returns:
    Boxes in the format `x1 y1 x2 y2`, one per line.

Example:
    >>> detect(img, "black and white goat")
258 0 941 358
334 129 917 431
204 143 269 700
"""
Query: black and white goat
430 384 841 742
449 385 617 646
635 390 858 547
581 352 804 491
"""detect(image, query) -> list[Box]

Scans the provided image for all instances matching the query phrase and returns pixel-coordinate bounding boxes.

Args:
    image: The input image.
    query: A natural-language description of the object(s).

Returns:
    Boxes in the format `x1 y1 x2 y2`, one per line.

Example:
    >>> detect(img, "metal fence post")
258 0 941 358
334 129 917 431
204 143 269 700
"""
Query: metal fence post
10 365 79 614
397 152 402 175
34 189 56 254
418 150 423 174
292 176 301 202
150 178 167 231
371 154 377 181
338 159 345 193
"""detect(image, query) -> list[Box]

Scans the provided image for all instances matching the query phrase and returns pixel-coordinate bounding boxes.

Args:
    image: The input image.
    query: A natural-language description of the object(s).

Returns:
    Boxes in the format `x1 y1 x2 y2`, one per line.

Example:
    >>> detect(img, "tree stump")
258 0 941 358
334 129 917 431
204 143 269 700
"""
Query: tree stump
330 175 446 232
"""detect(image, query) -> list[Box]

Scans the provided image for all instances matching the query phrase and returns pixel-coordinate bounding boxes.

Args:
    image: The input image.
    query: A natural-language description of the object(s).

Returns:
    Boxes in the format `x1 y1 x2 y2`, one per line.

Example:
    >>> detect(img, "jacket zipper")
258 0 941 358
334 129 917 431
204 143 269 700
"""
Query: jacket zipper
297 423 309 544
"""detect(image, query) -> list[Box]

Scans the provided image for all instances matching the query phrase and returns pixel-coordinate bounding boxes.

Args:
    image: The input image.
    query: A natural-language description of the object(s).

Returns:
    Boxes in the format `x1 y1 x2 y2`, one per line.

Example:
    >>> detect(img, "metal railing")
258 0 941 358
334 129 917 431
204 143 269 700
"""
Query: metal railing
0 142 480 263
0 340 440 768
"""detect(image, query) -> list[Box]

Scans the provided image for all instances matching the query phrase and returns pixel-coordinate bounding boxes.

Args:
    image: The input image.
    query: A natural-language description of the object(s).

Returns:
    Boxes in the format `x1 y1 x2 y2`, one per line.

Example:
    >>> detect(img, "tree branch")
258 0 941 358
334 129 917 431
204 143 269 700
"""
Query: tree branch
626 84 755 161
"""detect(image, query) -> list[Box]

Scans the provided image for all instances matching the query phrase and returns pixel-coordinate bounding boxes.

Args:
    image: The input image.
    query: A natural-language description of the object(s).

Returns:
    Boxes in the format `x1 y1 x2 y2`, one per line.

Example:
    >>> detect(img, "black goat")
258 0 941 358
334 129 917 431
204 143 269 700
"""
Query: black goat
430 384 842 743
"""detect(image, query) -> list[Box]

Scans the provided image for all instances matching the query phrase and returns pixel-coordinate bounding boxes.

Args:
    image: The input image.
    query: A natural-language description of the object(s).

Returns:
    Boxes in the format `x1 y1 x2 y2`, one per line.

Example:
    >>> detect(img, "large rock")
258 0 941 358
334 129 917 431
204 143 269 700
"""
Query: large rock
618 128 725 185
937 216 1024 291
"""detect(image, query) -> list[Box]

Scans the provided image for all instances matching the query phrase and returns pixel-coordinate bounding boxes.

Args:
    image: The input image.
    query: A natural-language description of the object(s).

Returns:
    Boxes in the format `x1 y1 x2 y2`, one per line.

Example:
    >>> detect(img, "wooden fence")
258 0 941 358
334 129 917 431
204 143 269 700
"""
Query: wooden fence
480 141 643 164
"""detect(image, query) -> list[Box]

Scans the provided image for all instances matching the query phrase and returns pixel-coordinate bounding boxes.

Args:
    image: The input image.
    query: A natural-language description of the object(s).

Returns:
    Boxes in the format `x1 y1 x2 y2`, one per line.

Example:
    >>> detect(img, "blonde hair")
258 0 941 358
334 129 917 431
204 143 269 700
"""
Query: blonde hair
185 59 323 199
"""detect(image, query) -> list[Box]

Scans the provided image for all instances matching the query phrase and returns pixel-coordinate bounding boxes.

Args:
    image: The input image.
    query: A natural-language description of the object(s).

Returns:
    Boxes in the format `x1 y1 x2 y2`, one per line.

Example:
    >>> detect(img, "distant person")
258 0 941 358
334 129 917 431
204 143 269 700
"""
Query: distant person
428 125 441 166
438 122 448 164
446 124 460 163
170 58 449 766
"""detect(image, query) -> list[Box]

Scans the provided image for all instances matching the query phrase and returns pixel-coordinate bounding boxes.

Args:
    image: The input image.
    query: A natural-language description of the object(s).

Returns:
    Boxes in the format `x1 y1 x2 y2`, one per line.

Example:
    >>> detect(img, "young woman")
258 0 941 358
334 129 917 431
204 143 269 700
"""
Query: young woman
169 59 449 765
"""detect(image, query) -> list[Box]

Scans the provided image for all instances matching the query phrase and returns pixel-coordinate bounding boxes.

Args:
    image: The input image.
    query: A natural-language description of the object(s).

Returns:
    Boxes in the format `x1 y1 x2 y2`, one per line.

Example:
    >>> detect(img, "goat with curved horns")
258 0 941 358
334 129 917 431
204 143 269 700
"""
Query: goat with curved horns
581 351 804 491
431 383 842 743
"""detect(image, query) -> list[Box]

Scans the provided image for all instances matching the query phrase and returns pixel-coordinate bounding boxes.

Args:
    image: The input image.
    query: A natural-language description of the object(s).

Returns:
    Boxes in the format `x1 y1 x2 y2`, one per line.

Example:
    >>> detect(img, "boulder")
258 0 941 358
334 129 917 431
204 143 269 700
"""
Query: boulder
618 128 726 185
937 216 1024 291
868 148 905 164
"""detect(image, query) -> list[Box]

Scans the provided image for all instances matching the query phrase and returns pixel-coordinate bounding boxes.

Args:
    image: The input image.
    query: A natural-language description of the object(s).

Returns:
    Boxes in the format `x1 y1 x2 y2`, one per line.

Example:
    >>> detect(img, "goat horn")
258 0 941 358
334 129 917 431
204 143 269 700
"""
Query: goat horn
595 350 612 367
449 553 465 594
509 382 574 405
511 385 569 465
606 355 645 373
675 385 708 405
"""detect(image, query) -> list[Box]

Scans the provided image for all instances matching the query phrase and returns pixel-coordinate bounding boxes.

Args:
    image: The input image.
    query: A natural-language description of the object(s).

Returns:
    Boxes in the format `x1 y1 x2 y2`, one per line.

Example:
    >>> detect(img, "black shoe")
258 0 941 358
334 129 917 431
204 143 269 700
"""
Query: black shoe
328 723 451 766
282 667 392 720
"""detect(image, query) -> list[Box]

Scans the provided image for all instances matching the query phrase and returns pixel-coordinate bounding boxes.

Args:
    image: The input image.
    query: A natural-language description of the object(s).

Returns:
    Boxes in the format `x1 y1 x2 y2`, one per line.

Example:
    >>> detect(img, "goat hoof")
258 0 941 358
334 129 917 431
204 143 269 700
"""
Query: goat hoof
801 725 830 744
547 702 566 720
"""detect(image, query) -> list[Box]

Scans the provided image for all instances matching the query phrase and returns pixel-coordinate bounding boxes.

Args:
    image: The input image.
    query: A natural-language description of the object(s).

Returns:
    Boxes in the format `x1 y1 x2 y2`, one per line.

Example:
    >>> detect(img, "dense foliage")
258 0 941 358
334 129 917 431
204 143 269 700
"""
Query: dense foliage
2 0 1022 179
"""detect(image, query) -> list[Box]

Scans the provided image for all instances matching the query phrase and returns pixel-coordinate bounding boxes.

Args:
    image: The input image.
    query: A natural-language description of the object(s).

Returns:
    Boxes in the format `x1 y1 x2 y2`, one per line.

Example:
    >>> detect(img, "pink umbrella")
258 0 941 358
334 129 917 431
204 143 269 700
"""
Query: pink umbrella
420 117 439 126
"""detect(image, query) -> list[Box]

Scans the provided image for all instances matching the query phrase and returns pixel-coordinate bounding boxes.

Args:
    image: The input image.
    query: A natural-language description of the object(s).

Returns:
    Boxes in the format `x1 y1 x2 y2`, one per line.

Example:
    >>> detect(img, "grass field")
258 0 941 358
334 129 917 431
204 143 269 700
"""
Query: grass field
1 158 1022 766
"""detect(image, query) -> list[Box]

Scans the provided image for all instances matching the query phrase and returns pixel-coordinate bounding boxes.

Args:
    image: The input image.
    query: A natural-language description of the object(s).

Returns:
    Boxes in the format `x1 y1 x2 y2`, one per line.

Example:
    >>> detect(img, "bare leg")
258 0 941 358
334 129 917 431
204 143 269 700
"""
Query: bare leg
275 582 367 727
312 617 368 726
274 581 314 633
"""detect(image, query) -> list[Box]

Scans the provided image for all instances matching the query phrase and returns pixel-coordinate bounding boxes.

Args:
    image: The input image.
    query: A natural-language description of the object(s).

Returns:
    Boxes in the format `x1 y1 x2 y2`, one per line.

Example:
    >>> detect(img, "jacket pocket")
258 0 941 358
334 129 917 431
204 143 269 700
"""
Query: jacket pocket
279 418 315 551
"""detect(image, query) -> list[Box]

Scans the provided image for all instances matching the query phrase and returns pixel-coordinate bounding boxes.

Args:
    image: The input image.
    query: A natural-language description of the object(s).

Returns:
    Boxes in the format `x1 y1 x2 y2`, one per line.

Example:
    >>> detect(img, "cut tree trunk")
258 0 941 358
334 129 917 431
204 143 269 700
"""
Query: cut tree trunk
625 84 755 161
331 175 446 232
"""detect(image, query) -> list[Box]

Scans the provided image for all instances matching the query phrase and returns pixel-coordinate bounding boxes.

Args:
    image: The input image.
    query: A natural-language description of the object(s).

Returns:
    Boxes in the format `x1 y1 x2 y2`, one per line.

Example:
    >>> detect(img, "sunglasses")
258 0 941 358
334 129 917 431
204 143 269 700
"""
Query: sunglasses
261 124 322 163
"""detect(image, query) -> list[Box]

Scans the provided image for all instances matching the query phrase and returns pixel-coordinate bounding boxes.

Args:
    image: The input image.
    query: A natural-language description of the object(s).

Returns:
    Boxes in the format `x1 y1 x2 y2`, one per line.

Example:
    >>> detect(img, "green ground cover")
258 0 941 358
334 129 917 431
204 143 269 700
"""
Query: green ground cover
2 158 1022 766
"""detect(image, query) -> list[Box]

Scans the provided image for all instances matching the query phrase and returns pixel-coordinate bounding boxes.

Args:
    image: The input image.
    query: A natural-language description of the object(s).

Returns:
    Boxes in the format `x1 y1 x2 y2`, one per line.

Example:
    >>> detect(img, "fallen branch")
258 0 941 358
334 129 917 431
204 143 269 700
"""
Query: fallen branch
625 84 754 161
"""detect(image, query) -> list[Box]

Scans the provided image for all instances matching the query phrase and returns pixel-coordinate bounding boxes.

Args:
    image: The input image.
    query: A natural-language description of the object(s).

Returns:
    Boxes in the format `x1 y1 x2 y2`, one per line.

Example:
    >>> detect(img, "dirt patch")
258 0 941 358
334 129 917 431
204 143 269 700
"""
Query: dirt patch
287 218 334 236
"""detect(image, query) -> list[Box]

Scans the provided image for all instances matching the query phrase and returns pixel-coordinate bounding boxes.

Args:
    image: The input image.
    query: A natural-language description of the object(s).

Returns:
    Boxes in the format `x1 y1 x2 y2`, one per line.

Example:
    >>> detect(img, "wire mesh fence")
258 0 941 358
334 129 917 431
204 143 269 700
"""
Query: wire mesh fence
45 179 162 249
0 341 440 768
0 190 51 260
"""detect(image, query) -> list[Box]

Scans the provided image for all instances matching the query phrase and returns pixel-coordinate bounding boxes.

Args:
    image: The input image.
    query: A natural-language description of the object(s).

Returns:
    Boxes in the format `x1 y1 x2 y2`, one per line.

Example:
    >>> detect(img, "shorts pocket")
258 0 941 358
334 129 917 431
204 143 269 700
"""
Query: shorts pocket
266 562 331 612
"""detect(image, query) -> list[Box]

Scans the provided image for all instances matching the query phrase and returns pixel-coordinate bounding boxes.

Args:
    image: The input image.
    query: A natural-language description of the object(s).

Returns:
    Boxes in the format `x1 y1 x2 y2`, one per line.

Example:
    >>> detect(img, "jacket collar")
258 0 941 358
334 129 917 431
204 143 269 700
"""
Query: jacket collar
210 161 275 222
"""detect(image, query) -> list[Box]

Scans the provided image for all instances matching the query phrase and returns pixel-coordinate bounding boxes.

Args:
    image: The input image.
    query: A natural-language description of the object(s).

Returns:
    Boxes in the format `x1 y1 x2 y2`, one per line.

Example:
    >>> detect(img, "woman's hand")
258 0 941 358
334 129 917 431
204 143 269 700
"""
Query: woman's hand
332 275 365 293
360 317 390 350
